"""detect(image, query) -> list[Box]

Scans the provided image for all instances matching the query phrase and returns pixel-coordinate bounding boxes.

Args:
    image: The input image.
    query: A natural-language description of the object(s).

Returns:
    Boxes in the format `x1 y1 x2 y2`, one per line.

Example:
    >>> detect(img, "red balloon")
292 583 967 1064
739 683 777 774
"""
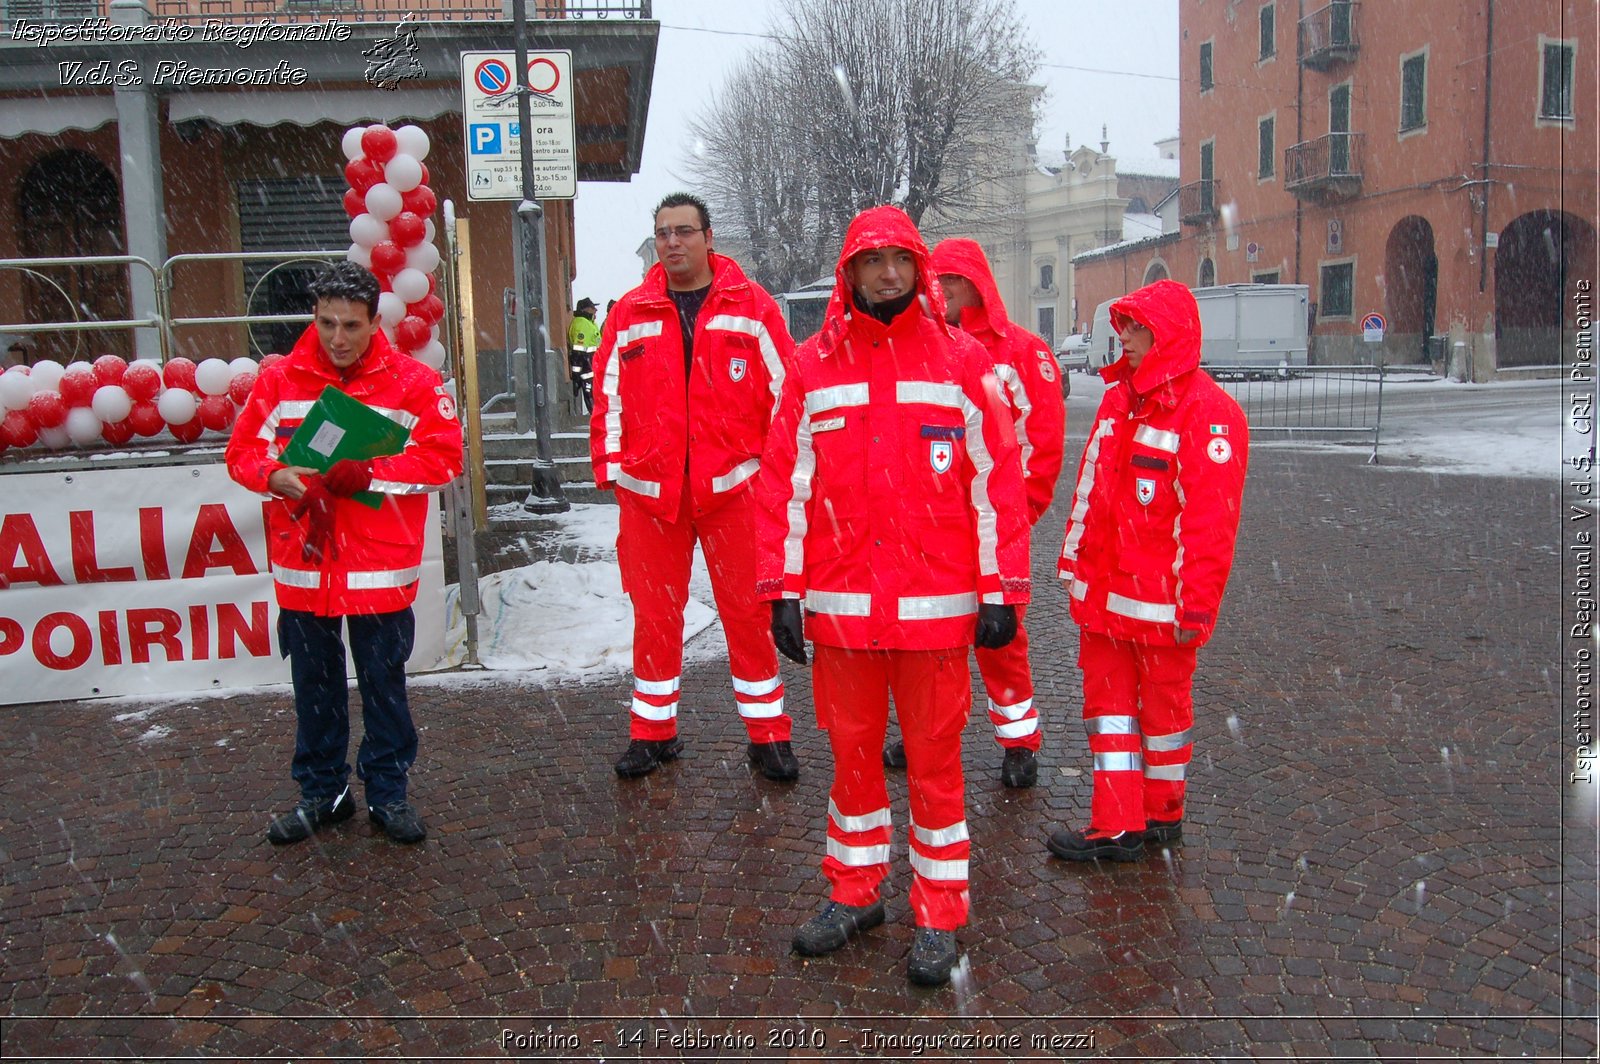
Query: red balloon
128 400 164 437
123 362 161 400
370 241 407 276
418 163 429 186
344 157 384 193
228 371 258 406
395 315 431 351
27 391 67 428
260 353 285 372
408 294 445 325
401 185 436 216
168 416 205 443
101 418 136 446
427 273 437 295
343 188 367 218
198 394 235 431
361 126 398 164
0 409 37 448
163 357 198 391
93 354 127 387
59 364 98 407
389 211 426 248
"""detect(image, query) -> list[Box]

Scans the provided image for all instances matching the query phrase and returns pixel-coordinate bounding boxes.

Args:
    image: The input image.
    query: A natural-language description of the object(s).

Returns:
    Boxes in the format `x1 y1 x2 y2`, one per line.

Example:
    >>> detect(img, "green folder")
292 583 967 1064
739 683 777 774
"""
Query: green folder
282 385 412 510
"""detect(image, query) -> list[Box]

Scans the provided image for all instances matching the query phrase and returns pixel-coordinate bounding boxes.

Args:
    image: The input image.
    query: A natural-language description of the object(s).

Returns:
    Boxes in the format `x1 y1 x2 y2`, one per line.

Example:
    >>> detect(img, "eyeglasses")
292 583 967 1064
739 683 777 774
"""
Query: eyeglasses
653 225 704 241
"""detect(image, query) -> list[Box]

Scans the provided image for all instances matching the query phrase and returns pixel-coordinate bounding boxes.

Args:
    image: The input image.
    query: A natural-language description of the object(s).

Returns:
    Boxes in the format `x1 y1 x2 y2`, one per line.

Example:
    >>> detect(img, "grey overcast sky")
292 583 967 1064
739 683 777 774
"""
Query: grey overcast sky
567 0 1181 306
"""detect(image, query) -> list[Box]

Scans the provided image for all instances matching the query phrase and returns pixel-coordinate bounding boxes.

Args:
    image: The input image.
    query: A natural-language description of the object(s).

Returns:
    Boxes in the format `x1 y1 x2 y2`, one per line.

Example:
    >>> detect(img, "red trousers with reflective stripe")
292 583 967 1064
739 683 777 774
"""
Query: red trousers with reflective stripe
974 605 1040 751
813 644 971 931
617 484 789 743
1078 631 1197 832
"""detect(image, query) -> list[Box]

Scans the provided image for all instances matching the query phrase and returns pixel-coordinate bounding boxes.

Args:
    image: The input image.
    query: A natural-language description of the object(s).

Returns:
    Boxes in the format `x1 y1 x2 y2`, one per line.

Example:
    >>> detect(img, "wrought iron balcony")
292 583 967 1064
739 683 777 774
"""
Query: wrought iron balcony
1177 179 1220 226
1284 132 1364 203
1298 1 1359 69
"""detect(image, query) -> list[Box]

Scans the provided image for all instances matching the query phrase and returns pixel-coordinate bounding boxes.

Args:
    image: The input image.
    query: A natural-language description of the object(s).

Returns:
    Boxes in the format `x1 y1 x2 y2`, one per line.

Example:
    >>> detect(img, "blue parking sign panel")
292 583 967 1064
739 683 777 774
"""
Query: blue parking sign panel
468 123 502 155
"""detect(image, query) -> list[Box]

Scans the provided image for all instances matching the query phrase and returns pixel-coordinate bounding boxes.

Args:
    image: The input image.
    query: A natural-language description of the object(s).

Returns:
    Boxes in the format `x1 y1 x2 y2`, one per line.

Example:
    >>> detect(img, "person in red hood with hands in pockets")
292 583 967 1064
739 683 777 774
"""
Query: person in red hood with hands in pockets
1047 278 1248 863
755 206 1031 987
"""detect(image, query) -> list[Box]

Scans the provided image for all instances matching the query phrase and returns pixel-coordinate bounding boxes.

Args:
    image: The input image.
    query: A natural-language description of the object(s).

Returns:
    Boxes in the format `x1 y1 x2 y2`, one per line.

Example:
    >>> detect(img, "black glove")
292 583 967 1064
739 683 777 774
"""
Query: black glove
974 603 1017 649
771 599 808 665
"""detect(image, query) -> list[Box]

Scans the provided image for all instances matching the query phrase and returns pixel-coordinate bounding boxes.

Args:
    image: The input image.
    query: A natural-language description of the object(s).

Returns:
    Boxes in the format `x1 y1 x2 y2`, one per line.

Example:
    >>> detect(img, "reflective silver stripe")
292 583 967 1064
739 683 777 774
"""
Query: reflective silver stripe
783 416 816 577
826 838 892 866
992 362 1035 476
1094 751 1144 772
960 384 1003 584
898 592 976 620
634 676 680 696
706 313 787 423
909 851 968 881
630 697 678 721
912 819 969 847
614 469 662 498
275 400 315 420
1134 424 1181 453
829 799 892 833
711 458 760 494
806 590 872 616
1070 578 1089 600
1145 762 1187 781
988 697 1034 722
737 698 786 719
347 566 421 589
805 382 869 414
369 479 435 495
1086 715 1138 735
731 674 781 697
1144 729 1193 752
1063 417 1117 562
273 565 322 589
602 319 665 457
996 718 1038 739
896 379 963 410
367 405 420 430
1106 592 1177 624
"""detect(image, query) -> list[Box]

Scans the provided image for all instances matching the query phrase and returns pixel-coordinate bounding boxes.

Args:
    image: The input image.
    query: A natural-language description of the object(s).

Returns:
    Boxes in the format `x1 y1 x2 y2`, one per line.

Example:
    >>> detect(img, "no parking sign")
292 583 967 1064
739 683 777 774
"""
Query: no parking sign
1362 312 1386 343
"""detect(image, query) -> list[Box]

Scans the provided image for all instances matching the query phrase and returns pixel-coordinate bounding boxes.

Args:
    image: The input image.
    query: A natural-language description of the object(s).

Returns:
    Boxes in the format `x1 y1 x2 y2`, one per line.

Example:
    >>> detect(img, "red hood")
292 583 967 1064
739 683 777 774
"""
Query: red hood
930 237 1010 340
1107 279 1202 393
817 204 948 355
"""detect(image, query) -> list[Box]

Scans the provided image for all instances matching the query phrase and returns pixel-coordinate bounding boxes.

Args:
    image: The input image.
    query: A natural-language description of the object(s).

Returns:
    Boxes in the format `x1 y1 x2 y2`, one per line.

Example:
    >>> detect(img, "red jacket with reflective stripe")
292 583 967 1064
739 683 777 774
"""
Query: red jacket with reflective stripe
1056 279 1248 647
755 206 1031 652
589 253 795 523
930 238 1067 525
225 324 464 616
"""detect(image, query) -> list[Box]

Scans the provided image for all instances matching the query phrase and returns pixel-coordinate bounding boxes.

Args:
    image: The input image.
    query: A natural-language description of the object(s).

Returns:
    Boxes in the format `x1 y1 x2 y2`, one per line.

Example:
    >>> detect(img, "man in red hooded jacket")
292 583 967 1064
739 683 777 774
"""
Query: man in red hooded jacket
1046 278 1248 862
756 206 1030 987
227 262 463 846
877 237 1065 788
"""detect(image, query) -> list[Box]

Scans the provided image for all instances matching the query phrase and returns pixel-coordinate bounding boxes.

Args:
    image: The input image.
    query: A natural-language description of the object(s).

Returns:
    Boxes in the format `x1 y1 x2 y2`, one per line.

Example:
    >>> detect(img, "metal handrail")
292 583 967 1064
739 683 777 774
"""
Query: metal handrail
0 254 165 360
163 249 348 358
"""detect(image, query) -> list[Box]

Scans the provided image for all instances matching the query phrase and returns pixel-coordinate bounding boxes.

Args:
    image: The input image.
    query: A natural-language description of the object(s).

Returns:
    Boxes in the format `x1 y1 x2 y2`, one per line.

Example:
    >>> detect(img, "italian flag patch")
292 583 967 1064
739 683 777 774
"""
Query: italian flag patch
1209 423 1229 435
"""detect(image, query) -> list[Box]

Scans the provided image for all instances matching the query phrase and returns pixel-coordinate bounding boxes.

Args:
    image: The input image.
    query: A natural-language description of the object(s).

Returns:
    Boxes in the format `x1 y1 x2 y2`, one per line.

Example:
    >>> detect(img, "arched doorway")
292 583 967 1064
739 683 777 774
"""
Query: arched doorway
1197 257 1216 287
16 150 130 362
1495 209 1598 367
1384 215 1437 361
1143 259 1170 284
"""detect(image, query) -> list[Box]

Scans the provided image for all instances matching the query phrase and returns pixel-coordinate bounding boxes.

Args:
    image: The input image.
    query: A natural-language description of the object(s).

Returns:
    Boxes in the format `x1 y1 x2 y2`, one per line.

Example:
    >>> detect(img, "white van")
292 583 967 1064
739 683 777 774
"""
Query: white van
1089 299 1122 371
1090 284 1310 373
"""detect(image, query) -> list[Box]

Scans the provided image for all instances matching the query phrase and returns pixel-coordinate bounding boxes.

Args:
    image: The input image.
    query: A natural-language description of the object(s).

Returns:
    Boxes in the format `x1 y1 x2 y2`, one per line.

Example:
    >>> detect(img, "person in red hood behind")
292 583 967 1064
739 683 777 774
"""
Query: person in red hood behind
755 206 1031 986
1046 278 1249 863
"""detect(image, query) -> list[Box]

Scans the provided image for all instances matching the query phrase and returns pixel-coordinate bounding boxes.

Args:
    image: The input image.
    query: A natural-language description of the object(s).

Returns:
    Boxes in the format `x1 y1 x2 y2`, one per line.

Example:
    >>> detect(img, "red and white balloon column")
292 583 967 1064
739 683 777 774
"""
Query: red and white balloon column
341 122 448 372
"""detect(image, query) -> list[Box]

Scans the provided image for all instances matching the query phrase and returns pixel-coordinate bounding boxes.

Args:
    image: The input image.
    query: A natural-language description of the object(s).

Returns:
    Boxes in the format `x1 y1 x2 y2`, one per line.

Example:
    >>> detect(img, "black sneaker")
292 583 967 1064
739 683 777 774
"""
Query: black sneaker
883 741 907 769
613 737 684 779
907 927 960 987
1144 819 1183 845
747 741 800 782
1046 826 1144 862
367 800 426 844
1000 747 1037 788
791 899 886 956
266 786 354 845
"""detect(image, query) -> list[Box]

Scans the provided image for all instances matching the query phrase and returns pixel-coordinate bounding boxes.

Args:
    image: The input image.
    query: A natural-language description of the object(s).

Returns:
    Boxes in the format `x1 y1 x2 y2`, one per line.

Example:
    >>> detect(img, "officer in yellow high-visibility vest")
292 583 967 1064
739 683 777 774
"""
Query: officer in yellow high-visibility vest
567 297 601 413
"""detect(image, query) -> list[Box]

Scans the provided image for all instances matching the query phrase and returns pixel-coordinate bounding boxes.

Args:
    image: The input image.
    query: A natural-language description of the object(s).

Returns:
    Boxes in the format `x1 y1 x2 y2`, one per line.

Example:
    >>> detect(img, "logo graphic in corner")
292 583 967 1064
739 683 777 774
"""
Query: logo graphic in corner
363 15 426 90
729 356 747 382
1039 357 1056 382
1207 437 1233 464
1136 477 1155 505
930 440 953 474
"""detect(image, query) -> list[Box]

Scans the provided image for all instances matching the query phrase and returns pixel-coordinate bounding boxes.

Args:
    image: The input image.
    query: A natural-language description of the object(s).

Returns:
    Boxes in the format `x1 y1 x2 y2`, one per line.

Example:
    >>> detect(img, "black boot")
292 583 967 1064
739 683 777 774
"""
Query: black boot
747 741 800 782
907 927 960 986
614 737 684 778
792 899 885 956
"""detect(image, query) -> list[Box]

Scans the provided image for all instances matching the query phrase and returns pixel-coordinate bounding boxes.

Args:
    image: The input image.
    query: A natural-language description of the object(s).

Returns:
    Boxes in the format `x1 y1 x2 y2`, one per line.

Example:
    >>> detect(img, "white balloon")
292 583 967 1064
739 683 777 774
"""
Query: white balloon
66 406 102 446
414 339 447 371
0 369 36 411
195 357 233 396
37 425 70 450
341 127 367 161
395 124 431 161
378 292 408 329
157 387 198 425
29 359 65 392
391 268 430 304
347 243 373 269
384 153 423 192
364 183 403 221
423 218 436 243
405 241 440 274
430 324 441 342
229 356 257 377
91 384 132 423
350 213 388 249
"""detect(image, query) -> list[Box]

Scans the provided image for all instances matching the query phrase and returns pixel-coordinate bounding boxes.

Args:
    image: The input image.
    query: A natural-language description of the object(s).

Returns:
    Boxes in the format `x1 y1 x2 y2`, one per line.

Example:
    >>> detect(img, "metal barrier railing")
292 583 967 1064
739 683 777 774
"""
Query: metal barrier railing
1209 363 1385 464
0 254 165 361
162 249 348 359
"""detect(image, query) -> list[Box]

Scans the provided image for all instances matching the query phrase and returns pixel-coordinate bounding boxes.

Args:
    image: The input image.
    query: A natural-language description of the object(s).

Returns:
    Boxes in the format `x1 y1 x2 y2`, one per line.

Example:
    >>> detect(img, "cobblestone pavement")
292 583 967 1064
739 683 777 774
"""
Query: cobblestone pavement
0 440 1592 1061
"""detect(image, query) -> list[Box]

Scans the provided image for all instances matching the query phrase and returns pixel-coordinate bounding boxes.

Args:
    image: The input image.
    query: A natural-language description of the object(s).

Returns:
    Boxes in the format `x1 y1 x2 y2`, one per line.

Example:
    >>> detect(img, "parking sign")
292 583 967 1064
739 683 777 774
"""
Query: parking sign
459 50 575 201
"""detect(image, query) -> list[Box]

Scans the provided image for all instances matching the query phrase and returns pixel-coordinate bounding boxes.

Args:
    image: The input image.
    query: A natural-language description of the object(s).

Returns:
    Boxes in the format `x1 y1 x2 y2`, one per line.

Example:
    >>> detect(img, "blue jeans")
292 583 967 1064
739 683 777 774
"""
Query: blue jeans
278 608 416 807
